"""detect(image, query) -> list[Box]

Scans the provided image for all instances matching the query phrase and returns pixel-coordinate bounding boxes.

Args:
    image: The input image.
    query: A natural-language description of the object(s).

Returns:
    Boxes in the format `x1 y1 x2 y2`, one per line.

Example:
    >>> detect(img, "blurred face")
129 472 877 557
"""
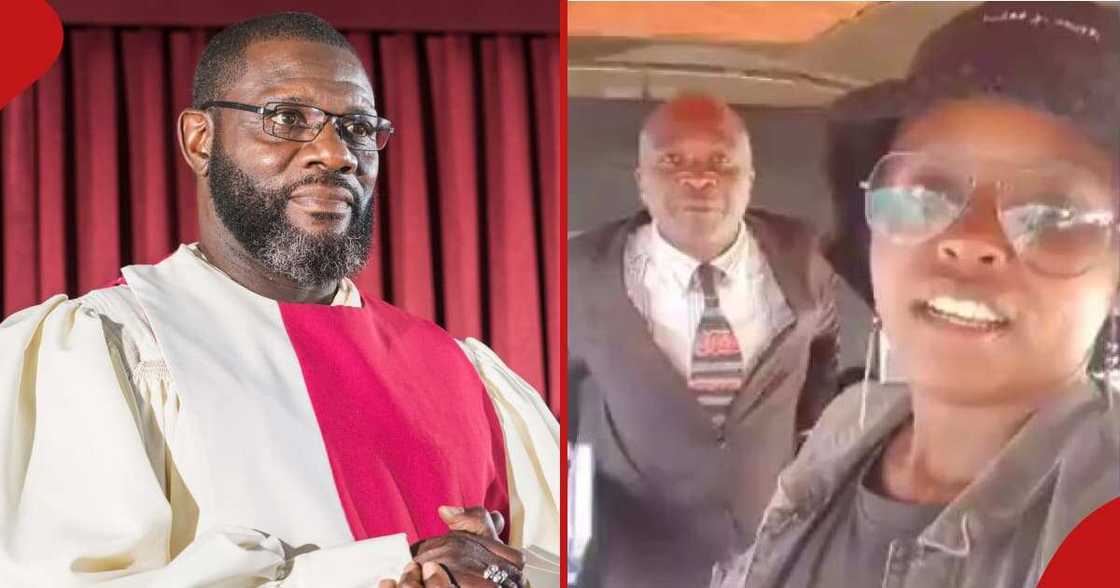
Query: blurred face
636 98 754 254
870 98 1119 406
207 39 379 286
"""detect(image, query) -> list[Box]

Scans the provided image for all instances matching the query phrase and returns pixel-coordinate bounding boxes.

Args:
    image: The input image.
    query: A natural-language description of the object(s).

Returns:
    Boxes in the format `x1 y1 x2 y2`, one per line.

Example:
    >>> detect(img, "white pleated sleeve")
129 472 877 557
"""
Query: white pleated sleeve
457 338 561 587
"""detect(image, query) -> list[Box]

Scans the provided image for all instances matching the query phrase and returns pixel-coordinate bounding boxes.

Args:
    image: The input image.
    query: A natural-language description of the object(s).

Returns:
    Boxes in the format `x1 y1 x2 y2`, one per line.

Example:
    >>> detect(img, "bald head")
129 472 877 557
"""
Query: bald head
635 93 756 262
639 94 750 162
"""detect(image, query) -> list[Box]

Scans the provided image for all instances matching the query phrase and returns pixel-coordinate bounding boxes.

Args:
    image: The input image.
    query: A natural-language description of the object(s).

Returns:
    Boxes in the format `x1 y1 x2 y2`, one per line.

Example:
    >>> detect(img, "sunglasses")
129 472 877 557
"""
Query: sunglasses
863 151 1119 276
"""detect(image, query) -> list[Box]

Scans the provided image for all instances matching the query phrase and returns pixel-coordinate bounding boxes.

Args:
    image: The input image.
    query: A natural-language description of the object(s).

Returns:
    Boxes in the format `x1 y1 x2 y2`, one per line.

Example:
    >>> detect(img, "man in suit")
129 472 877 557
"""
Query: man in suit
568 93 839 587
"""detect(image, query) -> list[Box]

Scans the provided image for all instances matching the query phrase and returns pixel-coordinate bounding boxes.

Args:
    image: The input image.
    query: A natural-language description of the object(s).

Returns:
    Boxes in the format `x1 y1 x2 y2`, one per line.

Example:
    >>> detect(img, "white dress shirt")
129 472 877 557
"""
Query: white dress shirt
623 220 792 381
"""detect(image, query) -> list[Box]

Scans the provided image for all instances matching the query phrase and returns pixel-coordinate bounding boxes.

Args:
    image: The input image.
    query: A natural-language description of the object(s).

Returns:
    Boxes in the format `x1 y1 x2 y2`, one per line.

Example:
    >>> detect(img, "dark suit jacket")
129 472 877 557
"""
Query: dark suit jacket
568 209 839 588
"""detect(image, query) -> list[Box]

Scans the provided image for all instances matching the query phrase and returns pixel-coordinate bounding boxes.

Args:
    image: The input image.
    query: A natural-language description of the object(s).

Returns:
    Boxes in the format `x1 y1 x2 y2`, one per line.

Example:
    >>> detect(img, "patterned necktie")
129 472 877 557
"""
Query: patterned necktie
688 263 745 427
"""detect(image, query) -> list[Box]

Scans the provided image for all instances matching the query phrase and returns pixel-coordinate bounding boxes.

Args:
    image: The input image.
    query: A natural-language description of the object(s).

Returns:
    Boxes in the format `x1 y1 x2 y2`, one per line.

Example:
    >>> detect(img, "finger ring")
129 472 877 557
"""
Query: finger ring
482 563 520 587
483 564 508 583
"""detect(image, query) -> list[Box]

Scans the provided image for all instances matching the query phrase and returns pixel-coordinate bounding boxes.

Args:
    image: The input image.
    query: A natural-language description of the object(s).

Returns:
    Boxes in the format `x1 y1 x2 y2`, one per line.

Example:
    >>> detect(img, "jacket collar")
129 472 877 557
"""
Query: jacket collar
778 380 1106 557
587 210 803 320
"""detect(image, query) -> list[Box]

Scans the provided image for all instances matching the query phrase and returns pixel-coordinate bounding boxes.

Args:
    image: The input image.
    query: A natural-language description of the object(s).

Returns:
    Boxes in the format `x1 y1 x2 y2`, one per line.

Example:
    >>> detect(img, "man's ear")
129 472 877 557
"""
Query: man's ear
634 167 650 208
178 109 213 176
635 167 657 209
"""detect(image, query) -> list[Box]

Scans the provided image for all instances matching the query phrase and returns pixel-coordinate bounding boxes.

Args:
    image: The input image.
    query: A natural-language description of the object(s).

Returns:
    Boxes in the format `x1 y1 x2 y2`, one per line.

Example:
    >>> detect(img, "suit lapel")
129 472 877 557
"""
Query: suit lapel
581 213 721 450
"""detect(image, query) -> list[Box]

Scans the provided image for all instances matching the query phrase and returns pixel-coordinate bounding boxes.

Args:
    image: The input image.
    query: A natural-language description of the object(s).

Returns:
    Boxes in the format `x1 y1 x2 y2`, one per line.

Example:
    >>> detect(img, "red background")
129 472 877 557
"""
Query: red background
0 0 561 412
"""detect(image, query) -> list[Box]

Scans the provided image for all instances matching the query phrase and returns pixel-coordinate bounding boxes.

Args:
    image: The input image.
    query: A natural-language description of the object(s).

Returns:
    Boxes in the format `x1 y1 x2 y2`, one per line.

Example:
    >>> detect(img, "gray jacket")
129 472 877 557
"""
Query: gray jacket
713 381 1120 588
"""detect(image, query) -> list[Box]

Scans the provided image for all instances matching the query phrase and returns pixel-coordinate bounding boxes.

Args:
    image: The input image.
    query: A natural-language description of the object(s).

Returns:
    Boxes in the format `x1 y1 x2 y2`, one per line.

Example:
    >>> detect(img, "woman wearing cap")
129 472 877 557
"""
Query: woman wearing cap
713 3 1120 587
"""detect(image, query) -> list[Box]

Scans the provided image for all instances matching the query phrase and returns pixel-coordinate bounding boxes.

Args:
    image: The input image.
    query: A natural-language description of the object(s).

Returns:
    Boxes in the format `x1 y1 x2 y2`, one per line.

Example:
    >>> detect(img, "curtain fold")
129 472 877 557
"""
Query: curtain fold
0 27 560 411
427 35 484 342
530 37 562 414
481 36 546 414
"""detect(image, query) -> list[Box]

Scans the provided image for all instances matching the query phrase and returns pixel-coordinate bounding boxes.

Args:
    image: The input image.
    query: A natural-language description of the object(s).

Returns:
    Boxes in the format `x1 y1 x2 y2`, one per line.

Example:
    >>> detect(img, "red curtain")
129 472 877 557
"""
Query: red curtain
0 27 561 413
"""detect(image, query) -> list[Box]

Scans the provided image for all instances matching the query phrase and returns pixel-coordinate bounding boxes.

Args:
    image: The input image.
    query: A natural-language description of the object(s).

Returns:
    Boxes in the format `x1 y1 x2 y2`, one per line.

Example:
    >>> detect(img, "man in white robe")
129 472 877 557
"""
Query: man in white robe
0 12 558 588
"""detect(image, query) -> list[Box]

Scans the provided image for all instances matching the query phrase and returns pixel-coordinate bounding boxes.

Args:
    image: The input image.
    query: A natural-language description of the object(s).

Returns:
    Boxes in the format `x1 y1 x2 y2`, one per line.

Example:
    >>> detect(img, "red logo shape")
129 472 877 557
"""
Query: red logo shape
698 330 740 356
0 0 63 110
1039 496 1120 586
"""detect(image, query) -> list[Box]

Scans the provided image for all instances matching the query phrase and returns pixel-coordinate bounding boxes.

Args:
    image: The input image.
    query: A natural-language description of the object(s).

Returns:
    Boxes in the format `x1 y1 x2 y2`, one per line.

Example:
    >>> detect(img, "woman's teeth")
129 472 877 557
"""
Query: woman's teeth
924 296 1009 329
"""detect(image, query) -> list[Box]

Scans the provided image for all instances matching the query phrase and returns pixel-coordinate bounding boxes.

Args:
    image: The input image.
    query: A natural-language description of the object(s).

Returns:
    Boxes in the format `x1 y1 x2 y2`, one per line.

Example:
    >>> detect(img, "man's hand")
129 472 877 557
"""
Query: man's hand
436 505 505 540
381 506 526 587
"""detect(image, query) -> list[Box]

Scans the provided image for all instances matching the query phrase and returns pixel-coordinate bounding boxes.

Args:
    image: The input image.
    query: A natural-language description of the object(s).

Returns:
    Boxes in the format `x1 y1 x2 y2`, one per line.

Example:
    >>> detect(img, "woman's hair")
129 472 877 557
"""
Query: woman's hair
823 115 897 308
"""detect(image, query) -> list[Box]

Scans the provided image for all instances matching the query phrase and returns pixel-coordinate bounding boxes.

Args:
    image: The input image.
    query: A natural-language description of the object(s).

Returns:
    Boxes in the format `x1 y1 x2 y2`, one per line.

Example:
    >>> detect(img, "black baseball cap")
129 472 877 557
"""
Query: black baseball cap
831 1 1120 154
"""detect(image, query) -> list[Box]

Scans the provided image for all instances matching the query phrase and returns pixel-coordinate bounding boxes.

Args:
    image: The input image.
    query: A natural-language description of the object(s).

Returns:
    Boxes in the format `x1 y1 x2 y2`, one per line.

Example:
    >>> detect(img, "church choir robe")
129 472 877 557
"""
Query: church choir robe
0 245 560 587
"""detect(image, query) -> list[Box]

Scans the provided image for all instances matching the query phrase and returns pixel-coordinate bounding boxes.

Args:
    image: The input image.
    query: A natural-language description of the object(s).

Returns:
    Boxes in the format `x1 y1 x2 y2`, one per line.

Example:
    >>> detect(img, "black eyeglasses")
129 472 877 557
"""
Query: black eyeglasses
199 101 394 152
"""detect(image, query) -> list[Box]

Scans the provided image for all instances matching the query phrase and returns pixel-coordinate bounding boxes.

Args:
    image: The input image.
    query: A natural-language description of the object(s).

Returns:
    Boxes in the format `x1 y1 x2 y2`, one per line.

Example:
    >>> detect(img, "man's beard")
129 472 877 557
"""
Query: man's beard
207 144 374 288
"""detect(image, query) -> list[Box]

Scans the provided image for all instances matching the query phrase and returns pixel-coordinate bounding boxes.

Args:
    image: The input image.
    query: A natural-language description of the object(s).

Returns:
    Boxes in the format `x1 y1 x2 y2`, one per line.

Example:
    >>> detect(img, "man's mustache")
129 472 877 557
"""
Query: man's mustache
285 173 364 206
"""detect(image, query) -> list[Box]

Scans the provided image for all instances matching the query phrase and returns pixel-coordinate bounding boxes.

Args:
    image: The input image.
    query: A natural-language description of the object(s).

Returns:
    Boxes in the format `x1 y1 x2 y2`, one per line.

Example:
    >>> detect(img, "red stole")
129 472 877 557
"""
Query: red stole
278 296 509 545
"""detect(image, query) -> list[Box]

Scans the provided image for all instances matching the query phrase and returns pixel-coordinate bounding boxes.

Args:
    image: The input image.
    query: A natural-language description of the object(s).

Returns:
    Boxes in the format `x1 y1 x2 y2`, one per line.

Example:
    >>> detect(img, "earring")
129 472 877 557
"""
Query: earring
1105 305 1119 410
860 316 882 431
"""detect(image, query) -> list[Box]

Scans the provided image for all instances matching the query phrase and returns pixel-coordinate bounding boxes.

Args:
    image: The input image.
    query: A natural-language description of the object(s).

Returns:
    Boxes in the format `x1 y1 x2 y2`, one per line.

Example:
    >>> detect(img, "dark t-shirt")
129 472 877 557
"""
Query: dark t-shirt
784 448 946 588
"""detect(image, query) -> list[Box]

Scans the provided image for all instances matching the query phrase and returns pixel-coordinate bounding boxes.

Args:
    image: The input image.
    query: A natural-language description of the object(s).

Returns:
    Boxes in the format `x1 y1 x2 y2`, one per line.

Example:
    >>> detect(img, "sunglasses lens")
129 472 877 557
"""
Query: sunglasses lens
866 187 958 243
1001 203 1116 276
865 153 965 244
